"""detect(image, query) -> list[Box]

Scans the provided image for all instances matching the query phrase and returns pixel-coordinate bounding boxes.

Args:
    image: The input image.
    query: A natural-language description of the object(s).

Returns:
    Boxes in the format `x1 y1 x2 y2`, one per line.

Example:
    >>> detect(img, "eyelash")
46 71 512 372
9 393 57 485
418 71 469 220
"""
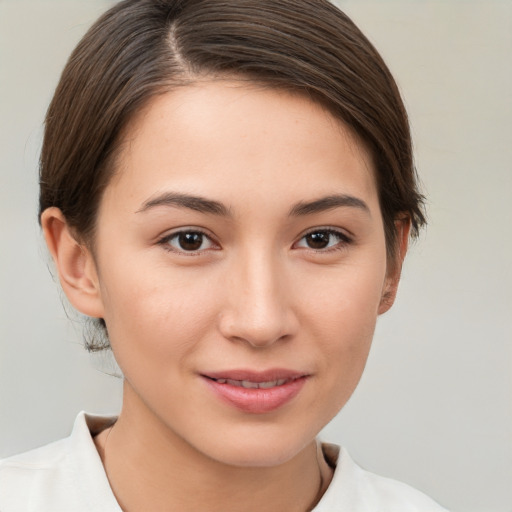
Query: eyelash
157 227 353 255
158 229 219 255
294 228 353 253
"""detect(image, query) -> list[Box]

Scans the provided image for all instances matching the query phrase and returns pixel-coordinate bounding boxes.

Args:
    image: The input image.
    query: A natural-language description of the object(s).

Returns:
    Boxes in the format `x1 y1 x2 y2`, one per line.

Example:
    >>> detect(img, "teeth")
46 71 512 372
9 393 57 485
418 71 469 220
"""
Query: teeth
241 380 260 389
258 380 278 389
215 378 290 388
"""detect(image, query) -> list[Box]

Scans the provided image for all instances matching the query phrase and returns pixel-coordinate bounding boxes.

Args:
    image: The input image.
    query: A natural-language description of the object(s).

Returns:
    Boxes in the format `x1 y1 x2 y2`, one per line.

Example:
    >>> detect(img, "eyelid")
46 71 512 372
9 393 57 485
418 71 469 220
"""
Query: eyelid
157 227 220 254
293 227 353 251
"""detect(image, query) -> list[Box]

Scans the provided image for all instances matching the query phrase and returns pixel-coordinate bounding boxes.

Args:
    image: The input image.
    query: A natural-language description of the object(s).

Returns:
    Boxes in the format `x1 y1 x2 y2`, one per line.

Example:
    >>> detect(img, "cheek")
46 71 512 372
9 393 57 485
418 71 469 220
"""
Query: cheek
97 256 221 364
296 255 387 392
305 302 378 428
301 257 387 337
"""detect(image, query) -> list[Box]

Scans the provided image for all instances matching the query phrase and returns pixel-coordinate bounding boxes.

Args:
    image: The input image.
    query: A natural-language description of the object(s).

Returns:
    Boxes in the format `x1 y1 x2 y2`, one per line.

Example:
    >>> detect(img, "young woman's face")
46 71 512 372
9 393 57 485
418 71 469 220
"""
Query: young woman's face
90 81 394 467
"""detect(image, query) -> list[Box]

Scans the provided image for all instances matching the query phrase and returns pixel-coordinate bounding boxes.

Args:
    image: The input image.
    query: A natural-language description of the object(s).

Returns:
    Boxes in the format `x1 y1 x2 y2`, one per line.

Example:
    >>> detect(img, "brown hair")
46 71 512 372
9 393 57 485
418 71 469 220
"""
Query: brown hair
39 0 425 349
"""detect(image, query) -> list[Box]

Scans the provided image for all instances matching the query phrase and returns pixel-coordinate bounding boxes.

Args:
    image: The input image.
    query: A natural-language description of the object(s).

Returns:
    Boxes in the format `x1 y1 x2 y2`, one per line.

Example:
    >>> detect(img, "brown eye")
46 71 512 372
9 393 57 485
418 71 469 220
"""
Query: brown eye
295 229 351 251
305 232 331 249
163 230 215 253
178 232 203 251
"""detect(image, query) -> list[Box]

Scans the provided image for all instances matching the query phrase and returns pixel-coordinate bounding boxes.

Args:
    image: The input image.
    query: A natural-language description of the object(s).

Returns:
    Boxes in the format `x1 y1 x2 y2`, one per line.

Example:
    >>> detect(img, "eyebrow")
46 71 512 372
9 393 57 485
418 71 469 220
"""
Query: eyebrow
137 192 231 216
137 191 370 218
289 194 371 217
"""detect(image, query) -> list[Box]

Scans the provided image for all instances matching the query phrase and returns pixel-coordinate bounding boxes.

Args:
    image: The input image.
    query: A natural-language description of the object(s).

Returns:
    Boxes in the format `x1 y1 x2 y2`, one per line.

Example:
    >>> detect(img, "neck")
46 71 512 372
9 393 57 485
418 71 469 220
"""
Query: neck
94 385 333 512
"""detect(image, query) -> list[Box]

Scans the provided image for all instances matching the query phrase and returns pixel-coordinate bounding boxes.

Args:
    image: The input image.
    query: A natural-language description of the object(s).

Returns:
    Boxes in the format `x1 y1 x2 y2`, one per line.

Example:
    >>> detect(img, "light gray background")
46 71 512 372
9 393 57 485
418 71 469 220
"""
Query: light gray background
1 1 511 511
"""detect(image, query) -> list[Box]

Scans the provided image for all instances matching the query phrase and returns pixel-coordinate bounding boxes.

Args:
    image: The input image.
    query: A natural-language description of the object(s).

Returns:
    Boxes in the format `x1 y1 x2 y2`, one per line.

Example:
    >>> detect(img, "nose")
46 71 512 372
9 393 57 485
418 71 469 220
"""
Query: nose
218 250 298 348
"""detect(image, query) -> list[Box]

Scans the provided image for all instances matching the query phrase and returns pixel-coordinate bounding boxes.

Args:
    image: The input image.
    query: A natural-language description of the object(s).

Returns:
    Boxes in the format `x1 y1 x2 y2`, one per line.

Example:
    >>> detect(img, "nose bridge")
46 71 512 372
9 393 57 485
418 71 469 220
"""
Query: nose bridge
220 245 294 347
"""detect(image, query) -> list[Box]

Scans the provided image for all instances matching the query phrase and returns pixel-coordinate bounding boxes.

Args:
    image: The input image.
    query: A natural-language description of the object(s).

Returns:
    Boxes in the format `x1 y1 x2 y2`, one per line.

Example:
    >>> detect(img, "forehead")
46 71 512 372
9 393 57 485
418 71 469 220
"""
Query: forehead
105 80 378 214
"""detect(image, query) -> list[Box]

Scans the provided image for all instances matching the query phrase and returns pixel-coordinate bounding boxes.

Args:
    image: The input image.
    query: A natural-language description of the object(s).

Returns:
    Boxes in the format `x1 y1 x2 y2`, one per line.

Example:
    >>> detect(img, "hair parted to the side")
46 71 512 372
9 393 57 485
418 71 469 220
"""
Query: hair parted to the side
39 0 426 351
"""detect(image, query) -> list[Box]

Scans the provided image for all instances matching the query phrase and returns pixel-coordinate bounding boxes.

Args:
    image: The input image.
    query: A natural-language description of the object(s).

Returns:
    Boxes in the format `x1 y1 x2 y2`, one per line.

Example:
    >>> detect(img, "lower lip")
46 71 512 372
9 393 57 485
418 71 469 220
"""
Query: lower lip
203 377 307 414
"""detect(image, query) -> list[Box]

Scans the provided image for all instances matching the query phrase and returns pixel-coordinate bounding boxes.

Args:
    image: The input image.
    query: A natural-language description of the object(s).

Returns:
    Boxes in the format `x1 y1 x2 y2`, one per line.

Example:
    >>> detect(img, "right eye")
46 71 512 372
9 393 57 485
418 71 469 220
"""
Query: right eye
159 230 217 253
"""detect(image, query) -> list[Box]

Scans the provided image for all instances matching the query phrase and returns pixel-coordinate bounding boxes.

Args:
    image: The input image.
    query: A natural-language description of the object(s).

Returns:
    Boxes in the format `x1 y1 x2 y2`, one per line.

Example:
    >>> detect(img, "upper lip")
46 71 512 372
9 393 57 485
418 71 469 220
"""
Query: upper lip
201 369 308 383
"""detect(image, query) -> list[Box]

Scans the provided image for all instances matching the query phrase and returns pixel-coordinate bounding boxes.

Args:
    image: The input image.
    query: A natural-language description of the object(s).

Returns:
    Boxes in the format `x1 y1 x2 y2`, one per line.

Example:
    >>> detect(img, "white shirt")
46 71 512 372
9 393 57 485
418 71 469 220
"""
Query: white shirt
0 412 448 511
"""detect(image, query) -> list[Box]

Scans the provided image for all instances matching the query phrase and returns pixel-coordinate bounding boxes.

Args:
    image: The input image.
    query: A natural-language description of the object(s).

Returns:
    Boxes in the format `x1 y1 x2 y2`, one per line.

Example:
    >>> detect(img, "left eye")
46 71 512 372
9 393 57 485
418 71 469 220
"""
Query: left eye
163 231 216 252
295 229 350 250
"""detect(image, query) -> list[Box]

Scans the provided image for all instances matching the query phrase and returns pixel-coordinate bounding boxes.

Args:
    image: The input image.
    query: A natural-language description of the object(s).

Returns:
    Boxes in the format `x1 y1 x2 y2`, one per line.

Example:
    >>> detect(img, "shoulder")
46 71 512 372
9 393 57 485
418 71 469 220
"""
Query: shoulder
0 412 120 512
315 443 449 512
0 435 76 511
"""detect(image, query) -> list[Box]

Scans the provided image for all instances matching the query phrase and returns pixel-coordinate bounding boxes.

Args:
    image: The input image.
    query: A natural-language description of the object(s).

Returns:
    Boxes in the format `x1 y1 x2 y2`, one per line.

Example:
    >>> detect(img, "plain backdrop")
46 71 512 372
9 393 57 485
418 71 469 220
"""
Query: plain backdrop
0 1 511 511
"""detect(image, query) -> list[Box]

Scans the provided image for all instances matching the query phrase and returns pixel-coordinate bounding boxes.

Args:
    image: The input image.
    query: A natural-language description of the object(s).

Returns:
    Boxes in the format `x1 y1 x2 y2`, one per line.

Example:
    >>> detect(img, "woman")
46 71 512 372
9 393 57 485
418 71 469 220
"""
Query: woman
0 0 448 510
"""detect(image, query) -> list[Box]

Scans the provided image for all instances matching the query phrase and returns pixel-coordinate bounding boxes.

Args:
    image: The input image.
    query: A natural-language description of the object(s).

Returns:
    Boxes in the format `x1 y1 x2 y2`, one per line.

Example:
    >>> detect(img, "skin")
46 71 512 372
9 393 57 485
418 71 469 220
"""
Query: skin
42 80 409 512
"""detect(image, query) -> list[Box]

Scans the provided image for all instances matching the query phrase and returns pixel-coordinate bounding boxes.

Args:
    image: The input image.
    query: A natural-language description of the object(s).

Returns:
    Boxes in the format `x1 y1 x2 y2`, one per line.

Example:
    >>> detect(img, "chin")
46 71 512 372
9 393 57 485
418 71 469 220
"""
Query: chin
194 424 317 468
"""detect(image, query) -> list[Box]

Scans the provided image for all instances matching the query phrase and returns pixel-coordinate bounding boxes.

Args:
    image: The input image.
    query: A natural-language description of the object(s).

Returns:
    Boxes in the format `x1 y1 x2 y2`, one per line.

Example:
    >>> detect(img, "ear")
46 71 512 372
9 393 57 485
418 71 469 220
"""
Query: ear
378 217 411 315
41 207 105 319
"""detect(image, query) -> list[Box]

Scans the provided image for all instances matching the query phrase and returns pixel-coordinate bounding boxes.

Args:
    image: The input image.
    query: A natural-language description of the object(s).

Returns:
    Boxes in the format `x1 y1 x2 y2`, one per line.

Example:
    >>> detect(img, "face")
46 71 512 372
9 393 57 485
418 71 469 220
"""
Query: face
84 81 395 467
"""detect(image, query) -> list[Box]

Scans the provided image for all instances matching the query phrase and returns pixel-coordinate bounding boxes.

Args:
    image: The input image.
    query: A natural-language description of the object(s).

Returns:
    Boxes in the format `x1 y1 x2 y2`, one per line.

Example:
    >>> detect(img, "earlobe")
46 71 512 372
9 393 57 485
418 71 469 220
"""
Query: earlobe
41 207 105 319
378 217 411 315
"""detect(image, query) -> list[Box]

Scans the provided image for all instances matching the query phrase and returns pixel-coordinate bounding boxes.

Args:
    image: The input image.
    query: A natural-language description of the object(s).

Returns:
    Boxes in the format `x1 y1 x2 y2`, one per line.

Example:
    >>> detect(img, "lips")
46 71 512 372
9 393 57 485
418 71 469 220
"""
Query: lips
212 378 291 389
201 369 308 414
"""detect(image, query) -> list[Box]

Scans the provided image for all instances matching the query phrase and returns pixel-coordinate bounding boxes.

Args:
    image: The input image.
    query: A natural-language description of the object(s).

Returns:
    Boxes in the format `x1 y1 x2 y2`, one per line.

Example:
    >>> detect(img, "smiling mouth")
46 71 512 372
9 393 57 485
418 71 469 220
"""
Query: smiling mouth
202 371 308 413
